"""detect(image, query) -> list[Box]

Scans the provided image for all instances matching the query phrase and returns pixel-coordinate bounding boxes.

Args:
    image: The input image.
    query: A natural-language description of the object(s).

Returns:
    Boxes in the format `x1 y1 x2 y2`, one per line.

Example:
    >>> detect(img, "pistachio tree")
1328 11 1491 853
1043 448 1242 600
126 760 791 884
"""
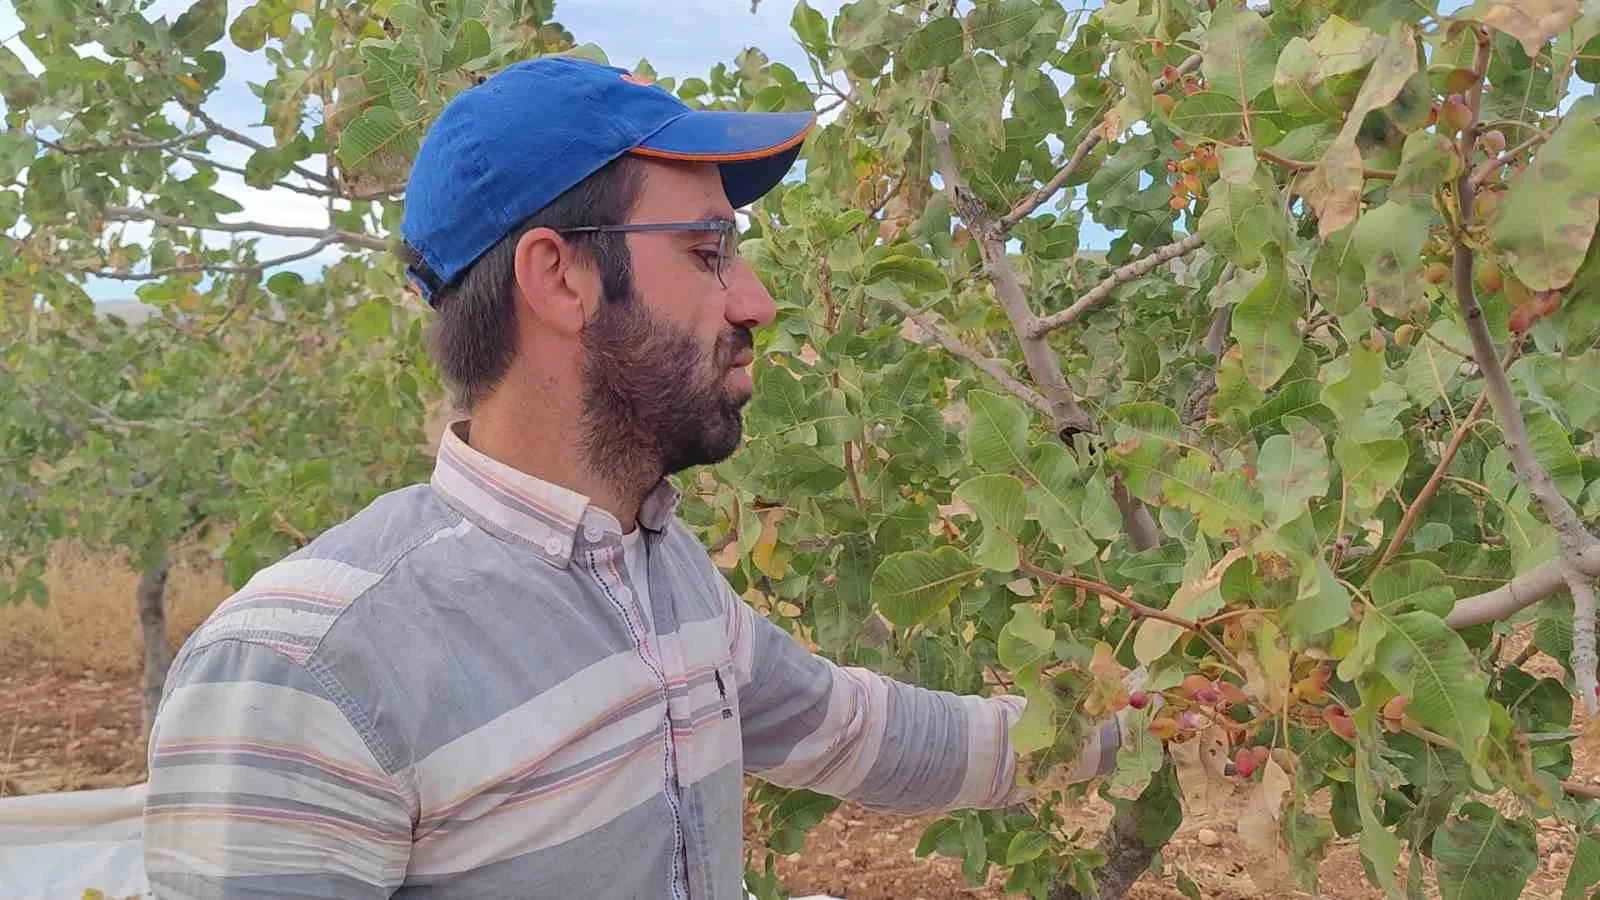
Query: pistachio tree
7 0 1600 897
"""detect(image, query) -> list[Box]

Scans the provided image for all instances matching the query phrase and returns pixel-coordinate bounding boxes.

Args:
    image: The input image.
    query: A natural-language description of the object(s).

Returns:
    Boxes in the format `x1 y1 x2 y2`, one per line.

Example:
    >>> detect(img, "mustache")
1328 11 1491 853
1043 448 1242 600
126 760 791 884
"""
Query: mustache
716 327 754 367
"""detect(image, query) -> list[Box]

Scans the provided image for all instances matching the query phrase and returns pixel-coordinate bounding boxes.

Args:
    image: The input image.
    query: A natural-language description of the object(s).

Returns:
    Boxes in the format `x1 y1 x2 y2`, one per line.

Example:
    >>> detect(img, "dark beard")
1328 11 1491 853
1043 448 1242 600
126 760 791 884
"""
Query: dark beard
578 290 753 496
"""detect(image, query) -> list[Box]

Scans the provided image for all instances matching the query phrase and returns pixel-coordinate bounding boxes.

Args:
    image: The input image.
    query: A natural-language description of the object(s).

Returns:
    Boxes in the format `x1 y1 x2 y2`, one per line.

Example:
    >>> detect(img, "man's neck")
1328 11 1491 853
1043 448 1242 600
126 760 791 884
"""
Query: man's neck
464 383 656 530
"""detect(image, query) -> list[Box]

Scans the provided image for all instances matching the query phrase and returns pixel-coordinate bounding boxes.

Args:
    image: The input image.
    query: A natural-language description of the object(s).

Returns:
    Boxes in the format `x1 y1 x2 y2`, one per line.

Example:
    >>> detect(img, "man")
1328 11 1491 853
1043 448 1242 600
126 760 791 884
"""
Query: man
142 56 1123 898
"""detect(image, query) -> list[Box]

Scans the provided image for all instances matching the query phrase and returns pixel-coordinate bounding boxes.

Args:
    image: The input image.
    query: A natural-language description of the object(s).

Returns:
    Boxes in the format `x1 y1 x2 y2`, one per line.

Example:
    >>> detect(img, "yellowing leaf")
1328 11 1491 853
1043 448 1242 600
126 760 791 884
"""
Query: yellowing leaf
1171 724 1238 821
752 508 788 579
1479 0 1582 57
1238 756 1295 894
1135 547 1246 664
1301 138 1364 238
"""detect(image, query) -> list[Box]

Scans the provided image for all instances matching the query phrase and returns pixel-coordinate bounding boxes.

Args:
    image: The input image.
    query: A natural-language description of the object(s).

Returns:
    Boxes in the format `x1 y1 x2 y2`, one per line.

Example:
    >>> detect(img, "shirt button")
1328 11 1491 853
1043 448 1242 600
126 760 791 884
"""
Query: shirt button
583 525 604 542
544 536 567 556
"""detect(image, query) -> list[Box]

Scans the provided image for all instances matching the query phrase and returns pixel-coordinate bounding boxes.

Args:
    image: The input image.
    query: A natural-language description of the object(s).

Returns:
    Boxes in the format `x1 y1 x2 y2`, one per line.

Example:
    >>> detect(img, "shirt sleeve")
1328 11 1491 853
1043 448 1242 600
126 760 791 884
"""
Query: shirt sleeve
142 638 414 899
722 578 1120 813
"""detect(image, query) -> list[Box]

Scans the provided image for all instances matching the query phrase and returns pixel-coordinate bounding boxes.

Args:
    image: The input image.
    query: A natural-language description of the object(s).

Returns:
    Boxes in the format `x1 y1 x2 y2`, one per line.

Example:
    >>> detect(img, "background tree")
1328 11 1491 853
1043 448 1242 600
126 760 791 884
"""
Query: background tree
5 0 1600 898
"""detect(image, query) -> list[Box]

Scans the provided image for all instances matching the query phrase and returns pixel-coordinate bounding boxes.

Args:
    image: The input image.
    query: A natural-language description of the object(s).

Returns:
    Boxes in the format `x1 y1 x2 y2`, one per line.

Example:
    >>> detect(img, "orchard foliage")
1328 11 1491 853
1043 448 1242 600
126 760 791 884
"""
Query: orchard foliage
5 0 1600 897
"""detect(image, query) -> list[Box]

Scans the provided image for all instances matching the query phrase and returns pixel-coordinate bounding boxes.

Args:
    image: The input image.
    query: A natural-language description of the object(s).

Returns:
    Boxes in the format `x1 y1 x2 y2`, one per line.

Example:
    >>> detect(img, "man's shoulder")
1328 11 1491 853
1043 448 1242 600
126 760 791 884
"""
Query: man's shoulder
177 482 463 668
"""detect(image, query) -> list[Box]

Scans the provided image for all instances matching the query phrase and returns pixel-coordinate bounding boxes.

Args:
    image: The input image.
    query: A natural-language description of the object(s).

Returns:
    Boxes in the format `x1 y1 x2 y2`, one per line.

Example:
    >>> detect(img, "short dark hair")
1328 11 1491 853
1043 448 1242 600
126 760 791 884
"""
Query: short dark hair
399 155 645 411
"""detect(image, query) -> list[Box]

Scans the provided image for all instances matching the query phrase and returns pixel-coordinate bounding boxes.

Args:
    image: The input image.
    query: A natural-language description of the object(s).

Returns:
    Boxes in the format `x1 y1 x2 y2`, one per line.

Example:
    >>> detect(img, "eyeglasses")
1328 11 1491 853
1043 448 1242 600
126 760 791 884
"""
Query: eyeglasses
559 219 740 288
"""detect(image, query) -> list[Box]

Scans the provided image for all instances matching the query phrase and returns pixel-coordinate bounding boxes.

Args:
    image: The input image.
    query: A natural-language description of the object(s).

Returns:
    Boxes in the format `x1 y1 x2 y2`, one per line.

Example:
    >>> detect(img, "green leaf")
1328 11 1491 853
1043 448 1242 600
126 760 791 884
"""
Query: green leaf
0 47 40 109
902 17 963 69
998 603 1055 669
1287 559 1351 645
1201 2 1279 106
752 366 818 445
1199 166 1288 269
1162 450 1264 538
1231 252 1302 390
348 300 390 342
337 106 419 180
1375 610 1492 764
1005 830 1049 865
870 255 949 293
968 0 1043 50
1168 91 1245 140
1274 16 1381 119
966 390 1031 475
1333 437 1409 515
229 451 260 486
1390 130 1464 205
955 474 1027 572
1011 664 1055 753
1337 614 1390 682
872 546 983 627
1524 408 1585 499
791 0 831 53
1563 835 1600 900
1258 415 1330 528
1353 680 1403 897
1488 96 1600 291
1349 201 1432 318
1134 544 1225 663
171 0 226 54
939 53 1006 152
444 20 491 68
1311 222 1367 317
228 3 270 51
1433 803 1538 900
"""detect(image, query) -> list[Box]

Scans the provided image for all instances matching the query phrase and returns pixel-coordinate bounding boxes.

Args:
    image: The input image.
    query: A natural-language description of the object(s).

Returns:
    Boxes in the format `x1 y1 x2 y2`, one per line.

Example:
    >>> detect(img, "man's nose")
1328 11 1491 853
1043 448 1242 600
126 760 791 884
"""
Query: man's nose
725 258 777 329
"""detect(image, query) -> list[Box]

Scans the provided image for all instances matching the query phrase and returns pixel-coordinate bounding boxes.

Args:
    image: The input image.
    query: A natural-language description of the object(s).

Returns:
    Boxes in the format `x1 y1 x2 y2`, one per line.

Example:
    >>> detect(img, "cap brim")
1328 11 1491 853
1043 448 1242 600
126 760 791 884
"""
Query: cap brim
633 110 815 208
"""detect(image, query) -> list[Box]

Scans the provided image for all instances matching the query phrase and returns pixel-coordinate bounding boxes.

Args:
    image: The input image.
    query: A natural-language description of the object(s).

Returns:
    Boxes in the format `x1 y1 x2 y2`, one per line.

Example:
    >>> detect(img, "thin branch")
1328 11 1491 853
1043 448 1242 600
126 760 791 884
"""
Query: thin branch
1258 148 1397 181
999 53 1202 232
1372 342 1518 573
103 205 386 252
35 129 213 155
1020 560 1244 675
76 238 337 281
880 293 1053 417
174 98 332 188
1029 234 1206 336
1468 131 1547 189
930 119 1094 437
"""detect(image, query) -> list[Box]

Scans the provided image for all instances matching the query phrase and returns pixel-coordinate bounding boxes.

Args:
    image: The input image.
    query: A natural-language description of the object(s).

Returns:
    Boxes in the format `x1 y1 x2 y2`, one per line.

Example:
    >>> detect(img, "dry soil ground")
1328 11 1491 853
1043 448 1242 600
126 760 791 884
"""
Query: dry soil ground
3 542 1596 898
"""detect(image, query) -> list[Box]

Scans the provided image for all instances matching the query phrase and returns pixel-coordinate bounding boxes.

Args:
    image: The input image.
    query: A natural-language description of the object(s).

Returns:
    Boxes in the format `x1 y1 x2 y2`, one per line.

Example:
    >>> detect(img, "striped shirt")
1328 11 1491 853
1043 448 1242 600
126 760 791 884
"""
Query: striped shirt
142 420 1119 898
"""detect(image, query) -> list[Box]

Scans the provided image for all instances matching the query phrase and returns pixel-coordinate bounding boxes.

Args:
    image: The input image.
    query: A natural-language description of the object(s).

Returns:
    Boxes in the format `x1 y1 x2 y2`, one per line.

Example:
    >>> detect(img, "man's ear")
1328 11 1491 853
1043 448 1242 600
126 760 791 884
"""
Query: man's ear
512 227 598 334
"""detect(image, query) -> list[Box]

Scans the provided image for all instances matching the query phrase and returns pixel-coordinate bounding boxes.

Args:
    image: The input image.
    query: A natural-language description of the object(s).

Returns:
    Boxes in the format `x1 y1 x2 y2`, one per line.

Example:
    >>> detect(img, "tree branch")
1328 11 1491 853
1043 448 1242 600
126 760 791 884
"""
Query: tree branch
930 120 1094 438
173 97 332 188
1468 131 1547 189
1449 26 1599 708
999 53 1202 233
76 239 337 281
1258 148 1397 181
1445 545 1600 628
880 293 1053 417
35 129 213 155
1372 342 1519 572
1029 234 1206 336
1020 560 1244 675
103 205 387 252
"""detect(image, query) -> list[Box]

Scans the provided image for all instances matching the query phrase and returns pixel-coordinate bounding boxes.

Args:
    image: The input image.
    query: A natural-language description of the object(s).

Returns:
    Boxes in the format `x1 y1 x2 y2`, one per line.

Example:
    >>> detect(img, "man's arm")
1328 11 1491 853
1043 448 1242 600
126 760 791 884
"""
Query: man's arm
722 579 1120 813
143 638 413 899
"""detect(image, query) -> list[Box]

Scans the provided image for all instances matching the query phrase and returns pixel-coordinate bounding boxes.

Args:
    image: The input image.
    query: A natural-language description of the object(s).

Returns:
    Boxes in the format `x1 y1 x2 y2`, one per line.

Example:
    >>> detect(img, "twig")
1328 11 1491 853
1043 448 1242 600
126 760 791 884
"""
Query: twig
1028 234 1206 336
76 238 338 281
844 441 868 516
1371 343 1518 573
999 53 1202 232
1258 148 1397 181
880 293 1053 417
1020 560 1244 675
34 129 213 155
102 205 386 252
174 97 332 188
1448 25 1600 710
1468 131 1547 189
1421 326 1476 361
930 120 1094 437
172 151 336 200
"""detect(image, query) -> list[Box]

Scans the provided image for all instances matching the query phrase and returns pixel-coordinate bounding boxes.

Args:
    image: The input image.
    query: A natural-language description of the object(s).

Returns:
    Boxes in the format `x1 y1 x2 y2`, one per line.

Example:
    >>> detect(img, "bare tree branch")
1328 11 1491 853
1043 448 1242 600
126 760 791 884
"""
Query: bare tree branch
1030 234 1207 336
1449 25 1599 710
103 205 387 252
999 53 1202 233
879 293 1053 418
1258 148 1396 181
174 97 333 188
930 120 1094 438
1446 546 1600 628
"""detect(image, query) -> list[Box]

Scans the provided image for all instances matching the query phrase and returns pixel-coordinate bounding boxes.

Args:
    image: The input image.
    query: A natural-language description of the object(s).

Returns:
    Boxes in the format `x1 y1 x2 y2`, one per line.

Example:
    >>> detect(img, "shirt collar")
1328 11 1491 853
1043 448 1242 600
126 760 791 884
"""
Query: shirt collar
429 419 682 567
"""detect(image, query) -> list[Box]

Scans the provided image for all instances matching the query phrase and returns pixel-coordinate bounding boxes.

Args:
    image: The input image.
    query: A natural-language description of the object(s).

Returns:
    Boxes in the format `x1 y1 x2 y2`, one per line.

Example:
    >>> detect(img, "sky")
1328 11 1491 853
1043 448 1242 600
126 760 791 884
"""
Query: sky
0 0 865 301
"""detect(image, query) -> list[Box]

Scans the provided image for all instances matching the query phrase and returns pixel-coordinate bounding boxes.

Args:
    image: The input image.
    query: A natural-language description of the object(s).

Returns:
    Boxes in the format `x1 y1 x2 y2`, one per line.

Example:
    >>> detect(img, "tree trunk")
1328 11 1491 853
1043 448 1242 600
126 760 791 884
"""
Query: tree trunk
1047 802 1165 900
139 551 173 745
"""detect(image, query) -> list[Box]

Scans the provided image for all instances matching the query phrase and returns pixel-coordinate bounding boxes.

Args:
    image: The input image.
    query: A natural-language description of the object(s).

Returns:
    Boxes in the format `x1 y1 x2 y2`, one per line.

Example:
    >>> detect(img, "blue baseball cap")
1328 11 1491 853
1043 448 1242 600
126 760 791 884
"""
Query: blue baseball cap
400 55 815 305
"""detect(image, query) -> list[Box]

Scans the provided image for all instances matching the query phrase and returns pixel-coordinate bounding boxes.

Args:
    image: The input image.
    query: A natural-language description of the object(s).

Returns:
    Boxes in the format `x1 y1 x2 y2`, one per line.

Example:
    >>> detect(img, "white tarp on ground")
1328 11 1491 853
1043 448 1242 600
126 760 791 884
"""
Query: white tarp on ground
0 783 841 900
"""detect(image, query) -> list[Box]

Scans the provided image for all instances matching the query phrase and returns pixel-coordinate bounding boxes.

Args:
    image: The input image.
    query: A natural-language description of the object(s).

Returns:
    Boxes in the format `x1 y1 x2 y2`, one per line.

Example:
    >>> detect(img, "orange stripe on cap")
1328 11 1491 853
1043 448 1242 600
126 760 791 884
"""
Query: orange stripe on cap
629 119 814 163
